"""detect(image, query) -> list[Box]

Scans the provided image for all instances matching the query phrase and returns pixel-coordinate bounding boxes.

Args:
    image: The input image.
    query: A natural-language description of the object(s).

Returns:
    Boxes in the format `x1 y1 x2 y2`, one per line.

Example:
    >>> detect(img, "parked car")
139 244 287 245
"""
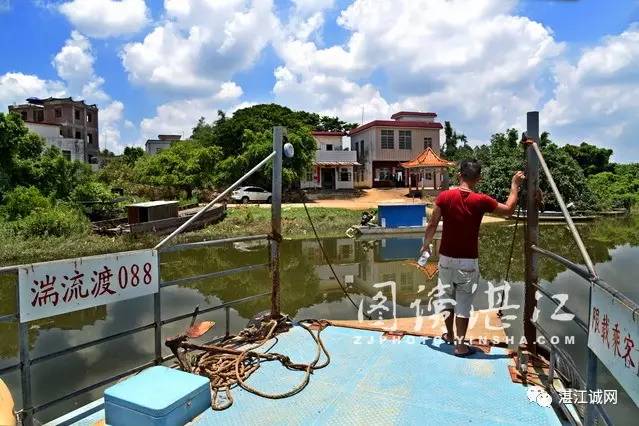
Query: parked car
231 186 272 204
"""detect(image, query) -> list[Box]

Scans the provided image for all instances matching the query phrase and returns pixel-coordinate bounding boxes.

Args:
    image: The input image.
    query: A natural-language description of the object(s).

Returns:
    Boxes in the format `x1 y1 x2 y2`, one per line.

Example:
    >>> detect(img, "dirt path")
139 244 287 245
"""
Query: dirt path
228 188 505 223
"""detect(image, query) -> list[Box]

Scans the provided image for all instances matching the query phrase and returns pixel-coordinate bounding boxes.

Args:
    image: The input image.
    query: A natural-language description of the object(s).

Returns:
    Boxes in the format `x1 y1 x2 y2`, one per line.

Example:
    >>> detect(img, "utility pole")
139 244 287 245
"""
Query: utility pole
524 111 540 354
270 126 284 318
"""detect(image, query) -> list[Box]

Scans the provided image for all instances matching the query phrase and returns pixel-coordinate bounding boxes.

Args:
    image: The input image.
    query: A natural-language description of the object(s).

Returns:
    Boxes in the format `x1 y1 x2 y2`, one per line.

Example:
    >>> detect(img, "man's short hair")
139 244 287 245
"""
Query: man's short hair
460 159 482 181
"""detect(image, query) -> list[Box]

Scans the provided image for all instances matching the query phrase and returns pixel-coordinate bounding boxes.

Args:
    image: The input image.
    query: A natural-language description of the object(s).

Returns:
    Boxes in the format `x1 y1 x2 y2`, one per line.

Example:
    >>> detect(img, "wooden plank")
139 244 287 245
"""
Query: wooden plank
330 309 509 344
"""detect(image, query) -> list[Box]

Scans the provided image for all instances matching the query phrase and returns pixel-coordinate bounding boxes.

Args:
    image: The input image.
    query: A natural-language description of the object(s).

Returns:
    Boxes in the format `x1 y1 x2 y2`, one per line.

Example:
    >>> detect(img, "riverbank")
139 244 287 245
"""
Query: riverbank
0 206 363 266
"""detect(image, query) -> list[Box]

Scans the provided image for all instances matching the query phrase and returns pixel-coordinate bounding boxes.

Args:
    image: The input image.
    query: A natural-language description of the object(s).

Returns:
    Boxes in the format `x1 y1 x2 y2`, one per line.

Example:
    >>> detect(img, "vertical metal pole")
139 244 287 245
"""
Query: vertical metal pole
17 289 33 426
584 285 598 425
270 126 284 318
154 291 161 364
225 306 230 338
524 111 539 354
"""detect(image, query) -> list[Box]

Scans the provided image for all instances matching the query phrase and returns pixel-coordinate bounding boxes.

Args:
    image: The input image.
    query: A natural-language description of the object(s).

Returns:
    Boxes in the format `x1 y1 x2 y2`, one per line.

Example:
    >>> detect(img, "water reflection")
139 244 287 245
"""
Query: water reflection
0 215 637 422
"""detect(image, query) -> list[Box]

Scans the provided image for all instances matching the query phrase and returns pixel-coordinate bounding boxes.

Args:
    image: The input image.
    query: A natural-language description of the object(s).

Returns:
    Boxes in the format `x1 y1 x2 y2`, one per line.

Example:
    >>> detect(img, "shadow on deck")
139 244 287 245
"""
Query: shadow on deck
63 325 563 425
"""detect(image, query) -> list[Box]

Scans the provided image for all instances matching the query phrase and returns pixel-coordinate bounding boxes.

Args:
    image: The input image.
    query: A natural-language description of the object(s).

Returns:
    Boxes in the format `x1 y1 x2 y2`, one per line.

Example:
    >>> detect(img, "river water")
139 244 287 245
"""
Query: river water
1 216 637 423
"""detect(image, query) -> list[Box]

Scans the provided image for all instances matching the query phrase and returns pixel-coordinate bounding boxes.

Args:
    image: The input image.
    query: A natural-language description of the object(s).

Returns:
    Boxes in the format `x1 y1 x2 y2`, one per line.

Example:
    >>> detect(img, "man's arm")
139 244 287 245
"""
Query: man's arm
493 171 525 217
421 204 442 252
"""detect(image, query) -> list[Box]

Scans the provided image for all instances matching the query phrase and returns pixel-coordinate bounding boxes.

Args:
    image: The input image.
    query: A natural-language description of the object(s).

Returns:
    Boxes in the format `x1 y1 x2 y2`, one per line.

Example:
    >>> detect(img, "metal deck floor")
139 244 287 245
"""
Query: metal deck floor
66 325 563 425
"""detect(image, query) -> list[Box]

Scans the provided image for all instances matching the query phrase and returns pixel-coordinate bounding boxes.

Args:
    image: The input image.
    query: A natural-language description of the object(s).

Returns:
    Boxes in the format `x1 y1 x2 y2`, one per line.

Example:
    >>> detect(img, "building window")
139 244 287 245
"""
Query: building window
75 131 82 140
87 112 92 123
425 172 433 180
74 109 81 120
62 150 72 161
21 111 27 121
354 142 359 153
35 110 44 122
55 108 62 118
305 169 313 181
424 137 432 149
326 144 333 151
87 133 93 144
340 168 351 182
399 130 412 149
381 129 394 149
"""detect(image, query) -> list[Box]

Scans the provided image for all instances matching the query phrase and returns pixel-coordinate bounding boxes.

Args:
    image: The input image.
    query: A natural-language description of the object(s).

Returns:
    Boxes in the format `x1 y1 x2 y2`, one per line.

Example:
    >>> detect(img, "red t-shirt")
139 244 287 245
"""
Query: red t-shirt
435 188 498 259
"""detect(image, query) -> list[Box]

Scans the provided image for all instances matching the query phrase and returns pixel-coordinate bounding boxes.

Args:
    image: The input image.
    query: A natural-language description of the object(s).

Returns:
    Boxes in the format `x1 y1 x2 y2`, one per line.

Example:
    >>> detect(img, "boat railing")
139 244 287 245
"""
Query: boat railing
522 112 637 426
0 127 290 425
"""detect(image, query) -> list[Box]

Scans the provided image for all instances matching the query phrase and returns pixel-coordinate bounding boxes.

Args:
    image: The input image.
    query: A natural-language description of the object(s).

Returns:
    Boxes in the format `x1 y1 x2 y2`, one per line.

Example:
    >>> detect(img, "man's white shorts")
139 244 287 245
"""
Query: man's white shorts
437 254 480 318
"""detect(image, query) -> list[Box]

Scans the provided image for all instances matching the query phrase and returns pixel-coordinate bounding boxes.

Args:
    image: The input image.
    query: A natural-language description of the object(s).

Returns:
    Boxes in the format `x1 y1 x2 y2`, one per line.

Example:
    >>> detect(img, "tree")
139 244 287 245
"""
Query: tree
588 164 639 209
469 129 595 211
562 142 613 176
190 104 318 188
0 112 44 193
122 146 145 165
135 140 223 199
0 113 91 200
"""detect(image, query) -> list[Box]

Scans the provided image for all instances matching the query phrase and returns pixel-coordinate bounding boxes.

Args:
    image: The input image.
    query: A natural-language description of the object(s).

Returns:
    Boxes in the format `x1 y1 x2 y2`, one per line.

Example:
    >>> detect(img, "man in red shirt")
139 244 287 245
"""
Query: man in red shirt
422 159 524 356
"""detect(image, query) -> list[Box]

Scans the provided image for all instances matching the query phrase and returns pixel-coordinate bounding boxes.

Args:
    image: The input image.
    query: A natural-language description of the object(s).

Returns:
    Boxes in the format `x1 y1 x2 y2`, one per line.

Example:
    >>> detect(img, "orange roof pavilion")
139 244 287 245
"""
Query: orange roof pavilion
400 147 455 169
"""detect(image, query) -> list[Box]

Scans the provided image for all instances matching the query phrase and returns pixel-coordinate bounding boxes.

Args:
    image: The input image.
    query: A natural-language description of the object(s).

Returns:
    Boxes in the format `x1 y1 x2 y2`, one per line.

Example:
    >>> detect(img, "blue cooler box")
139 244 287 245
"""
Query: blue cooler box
105 366 211 426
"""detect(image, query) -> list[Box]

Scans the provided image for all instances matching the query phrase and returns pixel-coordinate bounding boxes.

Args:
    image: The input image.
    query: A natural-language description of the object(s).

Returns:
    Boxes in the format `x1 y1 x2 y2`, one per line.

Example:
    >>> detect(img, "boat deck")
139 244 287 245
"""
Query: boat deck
62 325 562 425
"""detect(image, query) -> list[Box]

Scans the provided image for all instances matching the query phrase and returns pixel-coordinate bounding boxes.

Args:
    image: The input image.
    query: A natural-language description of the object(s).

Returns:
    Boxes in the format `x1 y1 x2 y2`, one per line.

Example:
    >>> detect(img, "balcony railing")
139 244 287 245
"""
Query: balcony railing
315 150 357 164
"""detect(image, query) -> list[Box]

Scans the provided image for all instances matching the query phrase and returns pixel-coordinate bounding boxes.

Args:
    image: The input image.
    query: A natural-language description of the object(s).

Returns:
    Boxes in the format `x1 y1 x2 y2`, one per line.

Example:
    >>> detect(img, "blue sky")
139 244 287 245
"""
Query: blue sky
1 0 638 161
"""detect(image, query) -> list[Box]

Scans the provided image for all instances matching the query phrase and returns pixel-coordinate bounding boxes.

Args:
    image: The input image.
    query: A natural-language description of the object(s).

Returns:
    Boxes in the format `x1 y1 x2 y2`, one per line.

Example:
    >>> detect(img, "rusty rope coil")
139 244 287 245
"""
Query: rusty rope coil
166 316 331 410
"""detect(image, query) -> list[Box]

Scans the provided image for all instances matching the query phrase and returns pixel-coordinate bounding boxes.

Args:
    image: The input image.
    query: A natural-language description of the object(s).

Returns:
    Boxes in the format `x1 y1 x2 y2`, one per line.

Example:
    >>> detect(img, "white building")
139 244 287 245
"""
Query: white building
24 122 88 163
300 131 359 190
145 134 181 155
349 111 444 188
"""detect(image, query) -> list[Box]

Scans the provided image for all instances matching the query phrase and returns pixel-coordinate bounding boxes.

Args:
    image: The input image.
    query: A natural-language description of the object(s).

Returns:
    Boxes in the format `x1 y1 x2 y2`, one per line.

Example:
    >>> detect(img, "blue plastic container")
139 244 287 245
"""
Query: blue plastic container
104 366 211 426
378 203 427 228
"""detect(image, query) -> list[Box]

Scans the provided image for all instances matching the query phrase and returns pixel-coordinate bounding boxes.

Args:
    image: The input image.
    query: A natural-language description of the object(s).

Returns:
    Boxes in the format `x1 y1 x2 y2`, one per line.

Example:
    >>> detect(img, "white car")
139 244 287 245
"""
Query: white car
231 186 272 204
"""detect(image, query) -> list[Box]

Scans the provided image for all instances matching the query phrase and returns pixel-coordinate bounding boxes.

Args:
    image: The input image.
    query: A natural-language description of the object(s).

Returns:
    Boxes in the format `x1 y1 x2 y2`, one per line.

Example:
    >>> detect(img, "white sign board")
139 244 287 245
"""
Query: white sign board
588 284 639 405
19 250 159 322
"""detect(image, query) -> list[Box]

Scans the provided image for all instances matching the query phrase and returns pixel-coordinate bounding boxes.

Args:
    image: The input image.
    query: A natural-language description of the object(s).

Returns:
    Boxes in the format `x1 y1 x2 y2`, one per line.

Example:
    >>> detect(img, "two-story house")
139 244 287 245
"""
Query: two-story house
349 111 443 188
301 131 359 190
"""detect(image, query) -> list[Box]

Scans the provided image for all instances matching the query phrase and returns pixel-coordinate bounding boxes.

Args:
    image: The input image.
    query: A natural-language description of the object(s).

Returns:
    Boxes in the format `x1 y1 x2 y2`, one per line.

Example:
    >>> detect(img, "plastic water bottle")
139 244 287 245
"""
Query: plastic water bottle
417 244 433 267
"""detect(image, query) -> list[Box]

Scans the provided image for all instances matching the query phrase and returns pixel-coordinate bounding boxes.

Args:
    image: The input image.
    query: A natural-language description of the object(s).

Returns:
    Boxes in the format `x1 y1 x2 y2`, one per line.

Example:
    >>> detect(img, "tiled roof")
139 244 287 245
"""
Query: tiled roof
400 147 454 168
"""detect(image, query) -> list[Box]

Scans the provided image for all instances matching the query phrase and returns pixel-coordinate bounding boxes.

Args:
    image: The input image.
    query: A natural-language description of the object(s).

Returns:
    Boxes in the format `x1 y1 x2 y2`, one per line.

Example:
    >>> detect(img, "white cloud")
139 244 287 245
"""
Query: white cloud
139 82 244 141
0 72 66 108
273 0 563 141
542 25 639 161
59 0 149 38
121 0 279 94
52 31 108 102
100 100 125 152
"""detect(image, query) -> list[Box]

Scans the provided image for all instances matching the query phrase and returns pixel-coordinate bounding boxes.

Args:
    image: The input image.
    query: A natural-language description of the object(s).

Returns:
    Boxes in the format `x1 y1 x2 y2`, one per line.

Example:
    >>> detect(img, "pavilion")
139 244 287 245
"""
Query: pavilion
400 147 455 195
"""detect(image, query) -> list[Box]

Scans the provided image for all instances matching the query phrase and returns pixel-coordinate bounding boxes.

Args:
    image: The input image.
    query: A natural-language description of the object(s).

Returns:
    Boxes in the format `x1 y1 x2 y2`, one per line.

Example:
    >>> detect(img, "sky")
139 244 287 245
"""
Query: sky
0 0 638 161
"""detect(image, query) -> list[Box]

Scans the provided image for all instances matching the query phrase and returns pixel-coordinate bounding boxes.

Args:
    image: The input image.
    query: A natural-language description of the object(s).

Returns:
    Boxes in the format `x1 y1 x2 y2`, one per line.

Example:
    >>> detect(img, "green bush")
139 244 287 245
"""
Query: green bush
14 204 89 238
1 186 51 220
71 181 121 220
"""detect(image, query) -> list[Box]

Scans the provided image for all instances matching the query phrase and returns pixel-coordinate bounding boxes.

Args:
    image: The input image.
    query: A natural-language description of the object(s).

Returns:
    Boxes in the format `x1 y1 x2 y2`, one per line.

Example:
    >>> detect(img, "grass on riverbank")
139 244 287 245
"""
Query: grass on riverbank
0 206 363 266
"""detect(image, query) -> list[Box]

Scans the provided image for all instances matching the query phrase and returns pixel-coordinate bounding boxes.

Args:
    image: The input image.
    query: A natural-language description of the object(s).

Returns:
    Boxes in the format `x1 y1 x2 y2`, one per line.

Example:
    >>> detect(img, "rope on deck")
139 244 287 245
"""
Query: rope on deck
166 316 331 410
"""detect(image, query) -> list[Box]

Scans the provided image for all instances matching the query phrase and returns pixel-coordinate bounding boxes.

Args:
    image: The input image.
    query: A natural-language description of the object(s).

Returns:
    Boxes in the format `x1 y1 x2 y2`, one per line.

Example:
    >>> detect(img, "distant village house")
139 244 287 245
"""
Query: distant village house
9 97 100 166
301 131 359 190
349 111 444 189
145 134 182 155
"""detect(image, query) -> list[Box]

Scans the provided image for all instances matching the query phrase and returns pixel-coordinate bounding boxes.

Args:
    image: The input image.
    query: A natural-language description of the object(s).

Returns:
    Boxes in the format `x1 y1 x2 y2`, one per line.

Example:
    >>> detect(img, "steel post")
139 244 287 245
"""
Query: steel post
17 294 33 425
524 111 540 354
270 126 284 318
584 285 598 426
154 291 162 364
